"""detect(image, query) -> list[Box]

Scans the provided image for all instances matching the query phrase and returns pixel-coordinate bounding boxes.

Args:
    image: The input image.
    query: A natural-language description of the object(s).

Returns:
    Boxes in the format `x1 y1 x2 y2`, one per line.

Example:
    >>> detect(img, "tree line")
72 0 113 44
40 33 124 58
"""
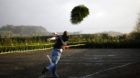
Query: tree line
0 32 140 53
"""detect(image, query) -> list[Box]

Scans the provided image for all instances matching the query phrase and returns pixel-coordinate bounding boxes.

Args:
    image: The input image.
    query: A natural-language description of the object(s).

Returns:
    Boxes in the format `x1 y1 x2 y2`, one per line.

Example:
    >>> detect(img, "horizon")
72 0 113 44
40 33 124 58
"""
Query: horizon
0 25 129 35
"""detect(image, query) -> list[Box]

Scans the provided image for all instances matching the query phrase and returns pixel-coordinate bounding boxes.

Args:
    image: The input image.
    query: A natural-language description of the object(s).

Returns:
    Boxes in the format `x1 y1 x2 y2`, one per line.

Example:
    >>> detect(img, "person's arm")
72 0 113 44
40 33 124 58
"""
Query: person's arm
48 37 56 41
48 32 58 41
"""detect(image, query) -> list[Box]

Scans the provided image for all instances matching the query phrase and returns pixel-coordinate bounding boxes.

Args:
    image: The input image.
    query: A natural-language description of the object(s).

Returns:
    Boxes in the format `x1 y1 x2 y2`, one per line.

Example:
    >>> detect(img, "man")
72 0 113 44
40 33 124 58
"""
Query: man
42 31 69 78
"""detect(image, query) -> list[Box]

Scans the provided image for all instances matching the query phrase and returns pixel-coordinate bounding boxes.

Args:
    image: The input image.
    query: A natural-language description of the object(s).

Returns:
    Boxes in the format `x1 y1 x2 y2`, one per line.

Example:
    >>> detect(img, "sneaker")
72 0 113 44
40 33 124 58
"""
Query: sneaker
52 73 59 78
42 67 49 74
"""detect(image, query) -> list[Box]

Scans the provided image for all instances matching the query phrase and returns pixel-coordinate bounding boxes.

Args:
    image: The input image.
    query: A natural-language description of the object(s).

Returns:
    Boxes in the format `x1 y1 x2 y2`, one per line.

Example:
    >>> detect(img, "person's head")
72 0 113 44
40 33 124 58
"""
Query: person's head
62 31 69 41
62 31 68 37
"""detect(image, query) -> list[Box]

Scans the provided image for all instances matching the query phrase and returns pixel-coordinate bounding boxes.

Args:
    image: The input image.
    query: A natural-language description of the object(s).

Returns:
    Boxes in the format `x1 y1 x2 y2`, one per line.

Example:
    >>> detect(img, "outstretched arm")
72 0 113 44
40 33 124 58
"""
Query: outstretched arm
48 37 56 41
48 32 58 41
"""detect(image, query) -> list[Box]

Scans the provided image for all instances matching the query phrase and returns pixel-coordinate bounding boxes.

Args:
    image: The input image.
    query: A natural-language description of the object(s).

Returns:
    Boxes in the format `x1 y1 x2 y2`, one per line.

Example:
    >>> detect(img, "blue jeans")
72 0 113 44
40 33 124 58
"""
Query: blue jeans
47 49 62 77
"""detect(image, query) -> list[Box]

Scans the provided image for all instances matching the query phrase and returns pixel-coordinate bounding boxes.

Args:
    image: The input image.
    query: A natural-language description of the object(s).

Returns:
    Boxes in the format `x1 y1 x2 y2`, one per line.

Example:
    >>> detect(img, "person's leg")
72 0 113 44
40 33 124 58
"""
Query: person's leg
43 49 61 77
42 49 55 74
52 64 58 78
51 54 61 77
47 49 60 70
51 49 62 77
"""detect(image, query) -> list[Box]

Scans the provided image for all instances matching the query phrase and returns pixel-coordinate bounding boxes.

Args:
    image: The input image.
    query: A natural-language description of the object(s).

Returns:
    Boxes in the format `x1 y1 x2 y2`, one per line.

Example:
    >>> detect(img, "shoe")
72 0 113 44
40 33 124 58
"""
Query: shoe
42 67 49 74
52 73 59 78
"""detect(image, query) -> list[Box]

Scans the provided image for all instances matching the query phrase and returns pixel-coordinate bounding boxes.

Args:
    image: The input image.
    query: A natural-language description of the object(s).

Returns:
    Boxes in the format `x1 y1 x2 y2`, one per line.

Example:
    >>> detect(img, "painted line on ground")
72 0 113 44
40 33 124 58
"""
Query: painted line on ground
81 62 133 78
0 44 84 54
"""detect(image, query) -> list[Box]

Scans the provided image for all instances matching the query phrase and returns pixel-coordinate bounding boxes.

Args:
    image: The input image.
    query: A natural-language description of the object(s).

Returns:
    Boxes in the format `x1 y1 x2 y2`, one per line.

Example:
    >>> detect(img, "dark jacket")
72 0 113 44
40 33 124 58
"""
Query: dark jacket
53 35 69 49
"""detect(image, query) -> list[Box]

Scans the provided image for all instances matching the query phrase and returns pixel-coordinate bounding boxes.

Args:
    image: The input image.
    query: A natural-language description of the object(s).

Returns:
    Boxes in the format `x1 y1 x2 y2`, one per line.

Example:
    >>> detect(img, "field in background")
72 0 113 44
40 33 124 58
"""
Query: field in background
1 33 140 53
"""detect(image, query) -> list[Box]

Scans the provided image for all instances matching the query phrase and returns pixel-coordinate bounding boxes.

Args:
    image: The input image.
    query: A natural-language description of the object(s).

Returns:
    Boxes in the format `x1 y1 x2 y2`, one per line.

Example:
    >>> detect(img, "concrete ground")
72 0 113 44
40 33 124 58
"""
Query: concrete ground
0 49 140 78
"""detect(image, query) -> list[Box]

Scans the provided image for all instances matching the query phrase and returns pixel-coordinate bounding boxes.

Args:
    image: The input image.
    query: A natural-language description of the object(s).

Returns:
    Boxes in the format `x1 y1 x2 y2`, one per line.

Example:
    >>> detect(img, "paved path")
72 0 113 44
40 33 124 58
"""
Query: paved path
59 49 140 78
0 49 140 78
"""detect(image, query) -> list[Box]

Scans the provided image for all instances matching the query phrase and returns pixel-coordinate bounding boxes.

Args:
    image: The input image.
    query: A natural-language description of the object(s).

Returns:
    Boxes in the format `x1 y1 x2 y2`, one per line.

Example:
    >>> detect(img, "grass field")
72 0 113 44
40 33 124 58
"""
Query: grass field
0 49 140 78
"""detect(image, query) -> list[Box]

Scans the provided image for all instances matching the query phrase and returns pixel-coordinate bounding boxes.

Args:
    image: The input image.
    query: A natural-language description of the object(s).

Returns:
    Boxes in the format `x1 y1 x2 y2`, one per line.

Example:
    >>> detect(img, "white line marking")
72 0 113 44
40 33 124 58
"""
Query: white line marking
81 63 133 78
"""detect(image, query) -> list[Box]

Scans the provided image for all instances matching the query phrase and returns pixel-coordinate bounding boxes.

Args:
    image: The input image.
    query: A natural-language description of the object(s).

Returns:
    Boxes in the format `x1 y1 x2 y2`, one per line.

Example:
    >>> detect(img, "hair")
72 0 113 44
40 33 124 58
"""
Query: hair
62 31 69 41
62 31 68 36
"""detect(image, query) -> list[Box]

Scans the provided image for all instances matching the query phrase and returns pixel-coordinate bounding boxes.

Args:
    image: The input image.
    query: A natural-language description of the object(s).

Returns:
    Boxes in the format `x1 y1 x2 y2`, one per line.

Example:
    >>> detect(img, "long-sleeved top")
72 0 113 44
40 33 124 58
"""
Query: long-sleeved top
53 35 69 49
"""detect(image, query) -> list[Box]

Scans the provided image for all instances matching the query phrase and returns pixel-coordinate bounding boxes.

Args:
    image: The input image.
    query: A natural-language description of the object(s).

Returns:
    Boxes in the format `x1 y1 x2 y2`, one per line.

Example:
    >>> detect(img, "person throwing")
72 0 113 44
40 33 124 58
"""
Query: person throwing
42 31 69 78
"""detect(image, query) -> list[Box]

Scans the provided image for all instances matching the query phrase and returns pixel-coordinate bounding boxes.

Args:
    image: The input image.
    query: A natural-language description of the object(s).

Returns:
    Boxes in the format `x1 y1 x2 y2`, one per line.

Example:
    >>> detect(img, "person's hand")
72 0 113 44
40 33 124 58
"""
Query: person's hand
63 45 69 50
48 37 56 41
52 32 58 36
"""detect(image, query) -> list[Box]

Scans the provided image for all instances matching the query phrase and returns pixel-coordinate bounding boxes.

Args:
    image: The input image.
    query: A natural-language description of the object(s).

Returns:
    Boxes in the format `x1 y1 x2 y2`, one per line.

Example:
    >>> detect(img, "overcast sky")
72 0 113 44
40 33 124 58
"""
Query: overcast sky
0 0 140 33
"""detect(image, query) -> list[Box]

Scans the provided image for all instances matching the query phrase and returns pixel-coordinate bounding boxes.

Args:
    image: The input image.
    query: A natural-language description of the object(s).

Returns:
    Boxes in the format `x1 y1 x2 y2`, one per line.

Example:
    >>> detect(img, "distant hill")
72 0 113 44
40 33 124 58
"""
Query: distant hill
0 25 49 37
